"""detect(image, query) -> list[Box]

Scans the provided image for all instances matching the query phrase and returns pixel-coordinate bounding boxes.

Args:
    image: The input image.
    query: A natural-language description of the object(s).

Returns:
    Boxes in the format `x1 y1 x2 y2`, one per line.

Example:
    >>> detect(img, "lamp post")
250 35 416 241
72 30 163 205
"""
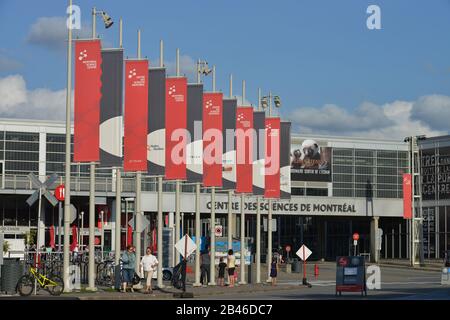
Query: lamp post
80 211 84 253
260 91 281 281
100 210 104 260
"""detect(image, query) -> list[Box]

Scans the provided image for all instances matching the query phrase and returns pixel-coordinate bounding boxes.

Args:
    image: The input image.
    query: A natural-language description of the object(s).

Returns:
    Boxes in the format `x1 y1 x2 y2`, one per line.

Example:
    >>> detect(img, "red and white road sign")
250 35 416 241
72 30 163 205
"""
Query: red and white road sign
214 225 223 237
296 245 312 261
54 184 65 201
285 245 291 253
353 233 360 241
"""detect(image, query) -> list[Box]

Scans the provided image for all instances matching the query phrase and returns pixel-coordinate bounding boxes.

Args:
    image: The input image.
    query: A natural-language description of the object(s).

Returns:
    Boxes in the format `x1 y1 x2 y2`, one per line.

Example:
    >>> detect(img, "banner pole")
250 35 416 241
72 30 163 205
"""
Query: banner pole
114 168 121 290
267 199 272 282
87 162 97 291
193 182 201 286
175 180 181 265
256 87 262 284
63 0 73 293
157 176 164 288
239 193 246 284
135 171 142 273
209 186 216 285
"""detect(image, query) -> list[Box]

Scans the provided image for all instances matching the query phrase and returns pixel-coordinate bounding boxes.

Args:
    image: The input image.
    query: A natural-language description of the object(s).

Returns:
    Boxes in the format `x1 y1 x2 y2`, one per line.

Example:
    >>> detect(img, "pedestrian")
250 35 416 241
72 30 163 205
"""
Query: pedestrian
218 257 227 287
227 249 236 288
200 247 211 287
140 247 158 294
121 245 136 293
270 256 278 286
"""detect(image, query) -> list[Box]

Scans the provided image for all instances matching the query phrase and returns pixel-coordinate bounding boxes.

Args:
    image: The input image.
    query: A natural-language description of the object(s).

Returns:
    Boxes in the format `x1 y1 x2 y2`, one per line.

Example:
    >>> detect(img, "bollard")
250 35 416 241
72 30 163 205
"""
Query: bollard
314 264 319 278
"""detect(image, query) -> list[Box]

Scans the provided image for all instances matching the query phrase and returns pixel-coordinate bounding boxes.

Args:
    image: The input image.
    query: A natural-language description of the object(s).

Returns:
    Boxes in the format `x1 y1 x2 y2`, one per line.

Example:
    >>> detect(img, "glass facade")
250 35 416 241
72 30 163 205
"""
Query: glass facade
0 131 39 175
332 148 408 199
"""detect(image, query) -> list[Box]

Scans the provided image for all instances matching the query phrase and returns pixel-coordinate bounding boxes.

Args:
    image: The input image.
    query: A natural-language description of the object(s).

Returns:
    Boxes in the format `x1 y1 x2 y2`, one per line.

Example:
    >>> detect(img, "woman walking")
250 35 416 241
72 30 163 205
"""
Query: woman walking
270 257 278 286
121 245 136 293
227 249 236 287
140 247 158 294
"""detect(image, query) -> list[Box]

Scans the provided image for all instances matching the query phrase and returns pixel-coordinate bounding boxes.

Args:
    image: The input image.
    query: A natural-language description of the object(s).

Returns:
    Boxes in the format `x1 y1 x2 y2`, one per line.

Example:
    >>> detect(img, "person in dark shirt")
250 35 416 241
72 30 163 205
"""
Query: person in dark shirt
217 257 227 286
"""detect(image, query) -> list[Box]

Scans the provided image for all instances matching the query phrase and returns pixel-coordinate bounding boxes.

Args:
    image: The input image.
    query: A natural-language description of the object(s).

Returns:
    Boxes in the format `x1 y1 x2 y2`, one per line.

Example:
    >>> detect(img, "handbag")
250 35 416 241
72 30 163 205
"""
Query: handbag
132 272 141 285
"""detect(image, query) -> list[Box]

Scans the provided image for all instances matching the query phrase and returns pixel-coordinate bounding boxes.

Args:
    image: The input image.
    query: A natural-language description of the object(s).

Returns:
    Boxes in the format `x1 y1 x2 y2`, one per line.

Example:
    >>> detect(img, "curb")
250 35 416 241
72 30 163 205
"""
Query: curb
377 263 442 272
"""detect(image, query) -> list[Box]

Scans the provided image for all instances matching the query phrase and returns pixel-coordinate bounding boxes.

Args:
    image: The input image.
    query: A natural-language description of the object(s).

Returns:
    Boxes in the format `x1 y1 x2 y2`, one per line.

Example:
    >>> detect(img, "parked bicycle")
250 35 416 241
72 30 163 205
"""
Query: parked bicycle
16 267 64 296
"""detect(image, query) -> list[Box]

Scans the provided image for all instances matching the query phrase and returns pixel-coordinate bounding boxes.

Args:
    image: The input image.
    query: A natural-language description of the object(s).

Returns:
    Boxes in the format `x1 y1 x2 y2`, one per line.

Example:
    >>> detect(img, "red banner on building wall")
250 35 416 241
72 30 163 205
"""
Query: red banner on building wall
165 77 188 180
202 93 223 187
265 117 280 199
73 39 102 162
124 59 149 172
236 107 254 194
403 173 412 219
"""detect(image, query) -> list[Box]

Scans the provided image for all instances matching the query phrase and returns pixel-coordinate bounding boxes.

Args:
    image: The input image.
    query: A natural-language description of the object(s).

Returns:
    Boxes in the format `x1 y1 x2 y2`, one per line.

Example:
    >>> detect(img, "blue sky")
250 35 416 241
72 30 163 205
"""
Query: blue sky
1 0 450 139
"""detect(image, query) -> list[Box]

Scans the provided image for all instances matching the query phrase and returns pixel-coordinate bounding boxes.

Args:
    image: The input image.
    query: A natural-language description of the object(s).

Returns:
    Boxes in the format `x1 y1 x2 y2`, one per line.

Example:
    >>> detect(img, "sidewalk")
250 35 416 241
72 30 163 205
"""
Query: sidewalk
378 259 444 272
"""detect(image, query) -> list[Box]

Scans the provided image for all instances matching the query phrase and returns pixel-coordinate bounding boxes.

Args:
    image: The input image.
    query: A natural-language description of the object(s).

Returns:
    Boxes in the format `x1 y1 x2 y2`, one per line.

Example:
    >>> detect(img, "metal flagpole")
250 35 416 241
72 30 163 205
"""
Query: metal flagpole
227 74 234 252
240 193 246 284
63 0 74 292
156 40 164 289
266 92 273 281
256 87 262 284
58 201 62 252
174 48 181 266
194 182 201 286
208 65 217 286
114 168 121 290
35 188 42 295
86 14 97 291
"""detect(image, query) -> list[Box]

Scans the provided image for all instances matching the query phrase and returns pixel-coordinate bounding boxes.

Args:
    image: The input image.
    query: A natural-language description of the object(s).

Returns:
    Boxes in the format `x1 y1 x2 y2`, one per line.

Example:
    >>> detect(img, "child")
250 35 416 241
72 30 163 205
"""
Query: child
218 257 227 286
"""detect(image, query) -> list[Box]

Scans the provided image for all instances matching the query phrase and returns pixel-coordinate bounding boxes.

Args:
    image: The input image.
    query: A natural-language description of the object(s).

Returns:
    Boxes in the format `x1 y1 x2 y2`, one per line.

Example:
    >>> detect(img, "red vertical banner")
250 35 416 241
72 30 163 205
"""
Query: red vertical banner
165 77 188 180
202 93 223 187
124 59 149 172
74 39 102 162
265 117 280 199
236 107 254 194
403 173 412 219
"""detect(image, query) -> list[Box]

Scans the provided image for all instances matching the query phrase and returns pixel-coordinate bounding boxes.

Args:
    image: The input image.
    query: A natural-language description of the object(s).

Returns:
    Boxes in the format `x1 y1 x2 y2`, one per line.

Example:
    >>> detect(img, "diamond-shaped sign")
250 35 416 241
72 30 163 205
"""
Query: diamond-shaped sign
128 215 151 233
296 244 312 261
175 235 197 258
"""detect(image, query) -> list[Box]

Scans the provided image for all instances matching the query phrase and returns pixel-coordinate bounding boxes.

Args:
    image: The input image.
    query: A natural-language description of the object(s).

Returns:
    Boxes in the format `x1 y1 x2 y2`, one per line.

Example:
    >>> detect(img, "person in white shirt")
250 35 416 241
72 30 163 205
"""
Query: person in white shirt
140 247 158 294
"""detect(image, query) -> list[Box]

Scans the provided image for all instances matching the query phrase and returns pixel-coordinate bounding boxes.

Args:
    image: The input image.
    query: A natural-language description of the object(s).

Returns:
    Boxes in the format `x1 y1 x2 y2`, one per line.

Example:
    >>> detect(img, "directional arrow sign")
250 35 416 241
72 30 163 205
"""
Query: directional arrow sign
128 215 151 233
296 244 312 261
175 235 197 258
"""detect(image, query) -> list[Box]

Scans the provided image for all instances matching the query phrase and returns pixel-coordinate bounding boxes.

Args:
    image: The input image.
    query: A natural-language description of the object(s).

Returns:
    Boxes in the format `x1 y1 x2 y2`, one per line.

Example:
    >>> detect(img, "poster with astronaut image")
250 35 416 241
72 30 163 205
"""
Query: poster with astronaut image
291 139 332 182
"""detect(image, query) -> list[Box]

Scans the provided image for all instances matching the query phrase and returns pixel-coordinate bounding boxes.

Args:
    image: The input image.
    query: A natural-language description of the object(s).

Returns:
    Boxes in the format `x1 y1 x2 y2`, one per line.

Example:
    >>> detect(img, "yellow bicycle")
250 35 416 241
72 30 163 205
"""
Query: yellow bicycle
16 267 64 296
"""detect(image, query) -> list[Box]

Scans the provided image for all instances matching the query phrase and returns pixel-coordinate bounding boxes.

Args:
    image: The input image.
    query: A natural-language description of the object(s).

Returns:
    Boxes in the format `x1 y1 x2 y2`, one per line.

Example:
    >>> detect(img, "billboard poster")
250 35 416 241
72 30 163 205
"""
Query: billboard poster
147 68 166 176
165 77 187 180
99 49 124 167
291 139 332 182
123 59 148 172
402 173 412 219
73 39 102 163
280 122 291 199
236 107 254 194
222 98 237 190
252 111 265 195
265 117 280 199
186 84 203 183
202 92 223 187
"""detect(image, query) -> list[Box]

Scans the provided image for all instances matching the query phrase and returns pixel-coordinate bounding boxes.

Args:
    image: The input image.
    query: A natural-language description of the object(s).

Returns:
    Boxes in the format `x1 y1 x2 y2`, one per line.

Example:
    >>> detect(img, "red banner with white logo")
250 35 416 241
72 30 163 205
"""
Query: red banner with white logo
74 40 102 162
202 93 223 187
236 107 254 194
165 77 188 180
124 59 149 172
265 117 280 199
403 173 412 219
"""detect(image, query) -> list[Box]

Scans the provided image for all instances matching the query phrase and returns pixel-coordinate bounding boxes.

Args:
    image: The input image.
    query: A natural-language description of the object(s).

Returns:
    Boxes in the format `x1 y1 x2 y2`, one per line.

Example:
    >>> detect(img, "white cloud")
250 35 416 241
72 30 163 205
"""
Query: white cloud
27 17 91 51
410 95 450 131
290 98 448 140
0 55 23 72
0 74 69 120
153 55 197 81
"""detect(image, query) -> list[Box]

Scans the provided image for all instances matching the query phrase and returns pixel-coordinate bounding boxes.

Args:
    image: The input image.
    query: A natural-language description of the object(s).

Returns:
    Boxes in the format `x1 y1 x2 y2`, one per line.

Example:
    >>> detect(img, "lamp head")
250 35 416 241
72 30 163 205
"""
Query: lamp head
261 97 268 109
101 11 114 29
273 96 281 108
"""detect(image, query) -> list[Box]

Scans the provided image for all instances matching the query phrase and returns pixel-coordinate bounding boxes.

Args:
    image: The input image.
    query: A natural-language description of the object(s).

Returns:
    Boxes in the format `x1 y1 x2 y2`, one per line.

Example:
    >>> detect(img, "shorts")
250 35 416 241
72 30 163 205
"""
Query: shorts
122 268 134 283
228 268 235 276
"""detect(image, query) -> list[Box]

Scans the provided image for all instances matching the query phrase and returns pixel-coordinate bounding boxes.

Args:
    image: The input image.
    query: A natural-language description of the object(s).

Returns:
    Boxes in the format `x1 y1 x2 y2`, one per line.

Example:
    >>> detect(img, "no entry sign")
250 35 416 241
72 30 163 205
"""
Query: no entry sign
54 184 65 201
353 233 359 241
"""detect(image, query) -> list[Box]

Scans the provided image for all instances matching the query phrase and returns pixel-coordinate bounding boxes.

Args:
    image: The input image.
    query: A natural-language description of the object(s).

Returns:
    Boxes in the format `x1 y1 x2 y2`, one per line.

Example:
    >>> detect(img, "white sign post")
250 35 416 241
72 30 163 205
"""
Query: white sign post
175 234 197 259
296 244 312 287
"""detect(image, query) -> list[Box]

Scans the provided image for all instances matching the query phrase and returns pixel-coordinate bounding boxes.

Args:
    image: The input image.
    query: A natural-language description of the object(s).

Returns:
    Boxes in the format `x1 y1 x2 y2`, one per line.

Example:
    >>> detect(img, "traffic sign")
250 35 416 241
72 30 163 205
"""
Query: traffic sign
353 240 358 246
54 184 65 201
285 245 291 253
128 215 151 233
353 233 360 241
296 244 312 261
26 173 59 207
214 225 223 237
175 234 197 258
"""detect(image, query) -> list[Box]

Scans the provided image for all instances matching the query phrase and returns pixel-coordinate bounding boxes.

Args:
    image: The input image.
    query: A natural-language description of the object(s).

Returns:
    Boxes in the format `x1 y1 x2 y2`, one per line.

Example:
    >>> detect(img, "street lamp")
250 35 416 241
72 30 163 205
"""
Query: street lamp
261 93 282 116
92 8 114 36
100 210 104 260
79 211 84 253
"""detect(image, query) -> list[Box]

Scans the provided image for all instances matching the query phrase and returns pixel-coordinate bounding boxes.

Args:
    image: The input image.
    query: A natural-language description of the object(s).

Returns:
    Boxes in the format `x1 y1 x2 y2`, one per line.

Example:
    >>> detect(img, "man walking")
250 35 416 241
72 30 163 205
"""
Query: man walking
200 247 211 287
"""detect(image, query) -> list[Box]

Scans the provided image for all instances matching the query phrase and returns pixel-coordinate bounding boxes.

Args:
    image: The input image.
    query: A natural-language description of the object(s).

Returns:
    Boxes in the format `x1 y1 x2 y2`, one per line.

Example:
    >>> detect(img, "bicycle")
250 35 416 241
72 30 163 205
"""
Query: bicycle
16 267 64 296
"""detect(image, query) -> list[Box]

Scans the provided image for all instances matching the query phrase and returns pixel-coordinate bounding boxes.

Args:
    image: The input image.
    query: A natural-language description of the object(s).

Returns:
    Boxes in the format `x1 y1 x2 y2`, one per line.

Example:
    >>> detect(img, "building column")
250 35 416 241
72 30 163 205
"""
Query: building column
370 217 379 263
